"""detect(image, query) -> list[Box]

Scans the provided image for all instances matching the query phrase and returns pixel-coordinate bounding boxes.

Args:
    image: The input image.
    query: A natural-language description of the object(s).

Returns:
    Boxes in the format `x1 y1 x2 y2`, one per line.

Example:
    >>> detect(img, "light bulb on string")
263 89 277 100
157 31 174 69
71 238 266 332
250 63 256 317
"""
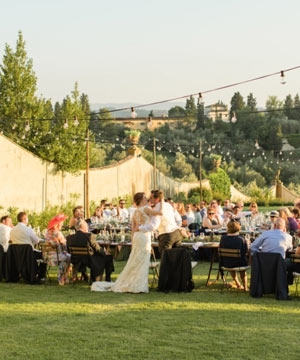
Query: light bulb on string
255 140 260 149
280 70 286 85
197 93 203 105
131 107 137 119
63 119 69 129
289 152 293 155
25 121 30 132
279 151 282 155
12 123 16 130
21 134 25 140
252 152 255 156
231 112 237 123
74 116 79 126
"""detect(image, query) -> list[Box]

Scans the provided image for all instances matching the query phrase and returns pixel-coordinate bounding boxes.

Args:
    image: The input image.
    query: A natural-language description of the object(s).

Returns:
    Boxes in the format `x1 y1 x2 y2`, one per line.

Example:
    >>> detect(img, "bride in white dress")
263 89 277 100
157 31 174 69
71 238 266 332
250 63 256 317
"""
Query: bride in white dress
91 192 162 293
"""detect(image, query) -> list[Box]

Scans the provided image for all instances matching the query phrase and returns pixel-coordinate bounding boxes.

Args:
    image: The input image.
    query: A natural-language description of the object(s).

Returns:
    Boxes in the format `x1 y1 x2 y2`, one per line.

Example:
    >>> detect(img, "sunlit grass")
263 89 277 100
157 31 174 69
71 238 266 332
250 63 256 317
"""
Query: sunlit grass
0 262 299 360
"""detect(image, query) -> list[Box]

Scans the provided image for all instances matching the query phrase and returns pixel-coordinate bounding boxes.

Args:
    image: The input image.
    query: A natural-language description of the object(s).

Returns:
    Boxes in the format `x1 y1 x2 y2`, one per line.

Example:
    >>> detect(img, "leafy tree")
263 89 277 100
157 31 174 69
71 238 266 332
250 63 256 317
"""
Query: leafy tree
168 106 186 117
208 168 231 198
246 93 257 111
196 102 205 129
229 92 245 121
265 96 284 120
293 94 300 121
171 152 195 180
185 96 197 117
0 31 49 142
284 94 294 119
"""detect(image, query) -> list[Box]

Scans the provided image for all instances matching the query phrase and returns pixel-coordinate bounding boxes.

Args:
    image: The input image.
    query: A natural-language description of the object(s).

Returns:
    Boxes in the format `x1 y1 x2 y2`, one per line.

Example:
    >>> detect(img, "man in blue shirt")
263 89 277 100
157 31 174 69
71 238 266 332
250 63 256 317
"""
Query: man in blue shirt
251 218 293 259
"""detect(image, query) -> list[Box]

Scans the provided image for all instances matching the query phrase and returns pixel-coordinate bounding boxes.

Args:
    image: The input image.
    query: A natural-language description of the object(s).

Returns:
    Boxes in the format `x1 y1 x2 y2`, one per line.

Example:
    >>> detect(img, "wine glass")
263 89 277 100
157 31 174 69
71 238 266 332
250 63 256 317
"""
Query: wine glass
245 233 251 243
200 232 205 241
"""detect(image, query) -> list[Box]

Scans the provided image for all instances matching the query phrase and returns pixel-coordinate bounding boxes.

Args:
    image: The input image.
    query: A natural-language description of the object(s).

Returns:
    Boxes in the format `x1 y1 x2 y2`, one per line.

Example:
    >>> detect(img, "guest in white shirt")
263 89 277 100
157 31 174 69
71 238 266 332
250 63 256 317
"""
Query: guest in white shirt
0 215 13 252
185 204 195 226
116 199 129 222
10 212 47 281
103 204 112 218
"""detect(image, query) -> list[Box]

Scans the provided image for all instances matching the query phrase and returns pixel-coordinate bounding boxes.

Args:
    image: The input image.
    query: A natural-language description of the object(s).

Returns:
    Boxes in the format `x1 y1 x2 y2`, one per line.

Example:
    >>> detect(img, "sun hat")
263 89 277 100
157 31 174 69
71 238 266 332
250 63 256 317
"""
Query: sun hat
47 213 68 229
270 210 279 218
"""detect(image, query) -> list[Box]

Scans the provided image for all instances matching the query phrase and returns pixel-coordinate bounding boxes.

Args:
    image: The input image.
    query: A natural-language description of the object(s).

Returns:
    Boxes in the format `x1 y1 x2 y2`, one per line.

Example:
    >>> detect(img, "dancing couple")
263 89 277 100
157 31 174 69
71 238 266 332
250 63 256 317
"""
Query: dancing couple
91 190 182 293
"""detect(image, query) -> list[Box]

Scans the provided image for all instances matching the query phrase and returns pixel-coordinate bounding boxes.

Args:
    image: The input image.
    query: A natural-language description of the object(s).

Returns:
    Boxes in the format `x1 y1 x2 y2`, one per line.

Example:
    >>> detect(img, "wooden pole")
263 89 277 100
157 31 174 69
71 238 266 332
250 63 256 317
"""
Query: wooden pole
85 128 90 218
199 139 203 201
153 137 157 189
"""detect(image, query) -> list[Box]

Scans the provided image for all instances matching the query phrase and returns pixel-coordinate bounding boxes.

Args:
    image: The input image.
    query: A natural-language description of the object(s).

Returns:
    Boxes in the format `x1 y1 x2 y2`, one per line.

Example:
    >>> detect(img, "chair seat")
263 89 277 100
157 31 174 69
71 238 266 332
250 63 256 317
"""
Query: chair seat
191 261 198 269
221 266 250 272
149 262 159 268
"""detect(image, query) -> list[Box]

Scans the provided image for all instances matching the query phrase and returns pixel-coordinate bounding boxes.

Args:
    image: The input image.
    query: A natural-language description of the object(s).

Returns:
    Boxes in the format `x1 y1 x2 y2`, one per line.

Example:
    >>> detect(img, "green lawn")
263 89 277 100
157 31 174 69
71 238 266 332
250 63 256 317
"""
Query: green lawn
0 262 299 360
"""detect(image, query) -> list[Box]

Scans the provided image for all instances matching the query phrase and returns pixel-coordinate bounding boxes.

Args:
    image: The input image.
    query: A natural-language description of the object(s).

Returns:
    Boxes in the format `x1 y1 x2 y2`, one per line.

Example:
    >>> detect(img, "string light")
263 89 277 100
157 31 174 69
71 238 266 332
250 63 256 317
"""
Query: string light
231 112 237 123
25 121 30 132
197 93 203 105
63 119 69 129
280 70 286 85
255 140 260 149
74 116 79 126
131 107 137 119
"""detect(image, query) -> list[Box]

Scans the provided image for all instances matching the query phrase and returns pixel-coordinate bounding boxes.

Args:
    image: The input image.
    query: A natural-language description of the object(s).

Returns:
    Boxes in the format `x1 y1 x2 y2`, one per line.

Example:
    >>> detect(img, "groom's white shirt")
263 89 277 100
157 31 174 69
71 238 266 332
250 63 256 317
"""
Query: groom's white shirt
139 202 178 235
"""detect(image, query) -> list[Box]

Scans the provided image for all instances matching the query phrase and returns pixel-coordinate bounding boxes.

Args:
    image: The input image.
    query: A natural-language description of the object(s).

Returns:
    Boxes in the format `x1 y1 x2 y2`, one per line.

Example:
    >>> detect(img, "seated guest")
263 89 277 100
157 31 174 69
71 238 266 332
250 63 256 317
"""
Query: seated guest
202 207 222 231
291 208 300 229
90 206 103 224
10 212 47 281
286 243 300 285
216 199 224 216
193 206 202 227
0 215 13 252
69 206 84 228
116 199 129 222
199 200 207 219
67 218 114 282
251 218 293 259
249 202 259 218
185 204 195 226
171 202 182 227
232 205 242 220
45 214 71 285
269 210 279 225
220 220 249 290
223 208 233 226
287 208 299 235
210 201 223 222
103 204 112 219
223 199 231 212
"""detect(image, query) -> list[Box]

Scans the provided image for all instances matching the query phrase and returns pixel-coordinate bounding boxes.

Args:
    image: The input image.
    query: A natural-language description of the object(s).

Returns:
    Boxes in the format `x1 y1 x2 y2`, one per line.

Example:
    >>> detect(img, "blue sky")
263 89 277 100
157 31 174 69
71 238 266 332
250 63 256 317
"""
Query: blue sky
1 0 300 108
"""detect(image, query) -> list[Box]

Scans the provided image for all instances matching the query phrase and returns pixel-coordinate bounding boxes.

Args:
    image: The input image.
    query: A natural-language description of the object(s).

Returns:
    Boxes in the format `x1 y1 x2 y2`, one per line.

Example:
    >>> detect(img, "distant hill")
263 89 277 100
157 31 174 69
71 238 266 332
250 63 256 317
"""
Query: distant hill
90 102 185 118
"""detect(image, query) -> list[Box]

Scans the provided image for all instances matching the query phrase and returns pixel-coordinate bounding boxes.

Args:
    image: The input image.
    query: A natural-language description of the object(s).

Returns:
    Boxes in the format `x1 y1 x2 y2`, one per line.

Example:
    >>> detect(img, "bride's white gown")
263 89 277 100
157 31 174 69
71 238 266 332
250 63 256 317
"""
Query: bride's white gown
91 206 151 293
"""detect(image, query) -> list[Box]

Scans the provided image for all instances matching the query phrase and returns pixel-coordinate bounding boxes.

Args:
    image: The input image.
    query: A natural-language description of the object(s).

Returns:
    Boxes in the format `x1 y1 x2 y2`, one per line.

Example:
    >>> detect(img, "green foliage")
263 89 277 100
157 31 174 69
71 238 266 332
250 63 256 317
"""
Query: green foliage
188 187 213 203
124 129 141 137
208 168 231 198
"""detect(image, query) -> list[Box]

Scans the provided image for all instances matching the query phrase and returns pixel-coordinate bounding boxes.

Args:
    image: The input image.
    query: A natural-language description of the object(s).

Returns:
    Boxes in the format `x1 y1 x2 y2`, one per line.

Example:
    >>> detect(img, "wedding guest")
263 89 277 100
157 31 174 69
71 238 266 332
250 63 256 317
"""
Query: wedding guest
194 206 202 227
223 208 233 226
90 206 103 224
249 202 259 218
116 199 129 222
0 215 13 252
220 220 249 290
45 214 71 285
199 200 207 219
223 199 230 211
232 205 242 220
171 202 182 227
185 203 195 226
251 218 293 259
291 208 300 228
177 202 188 227
103 204 112 218
69 206 84 228
10 212 47 281
67 218 114 282
216 199 224 216
269 210 279 229
202 207 222 230
127 203 136 220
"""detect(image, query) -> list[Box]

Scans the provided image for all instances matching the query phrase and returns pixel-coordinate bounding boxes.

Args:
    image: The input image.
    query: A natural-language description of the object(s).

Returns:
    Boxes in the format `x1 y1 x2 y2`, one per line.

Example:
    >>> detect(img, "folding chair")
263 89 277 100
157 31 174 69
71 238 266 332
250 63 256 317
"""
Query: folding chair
218 248 250 291
149 246 159 287
68 246 90 283
40 242 60 282
291 254 300 296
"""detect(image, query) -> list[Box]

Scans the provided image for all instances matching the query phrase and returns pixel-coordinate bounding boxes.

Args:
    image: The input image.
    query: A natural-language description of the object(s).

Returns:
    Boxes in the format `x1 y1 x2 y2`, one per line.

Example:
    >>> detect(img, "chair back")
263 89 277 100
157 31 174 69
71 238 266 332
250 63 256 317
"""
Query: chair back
291 254 300 264
218 248 241 259
40 242 59 261
68 246 89 256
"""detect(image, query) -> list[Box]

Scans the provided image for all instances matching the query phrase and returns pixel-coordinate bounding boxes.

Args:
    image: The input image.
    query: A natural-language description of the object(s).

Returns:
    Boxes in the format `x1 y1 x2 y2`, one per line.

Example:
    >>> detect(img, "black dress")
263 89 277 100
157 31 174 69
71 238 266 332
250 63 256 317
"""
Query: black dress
219 235 248 268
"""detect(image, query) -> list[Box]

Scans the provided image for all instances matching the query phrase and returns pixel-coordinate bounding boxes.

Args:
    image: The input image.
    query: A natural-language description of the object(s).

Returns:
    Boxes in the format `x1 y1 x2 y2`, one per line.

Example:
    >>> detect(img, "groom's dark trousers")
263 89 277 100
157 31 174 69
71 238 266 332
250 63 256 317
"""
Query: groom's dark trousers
158 229 182 255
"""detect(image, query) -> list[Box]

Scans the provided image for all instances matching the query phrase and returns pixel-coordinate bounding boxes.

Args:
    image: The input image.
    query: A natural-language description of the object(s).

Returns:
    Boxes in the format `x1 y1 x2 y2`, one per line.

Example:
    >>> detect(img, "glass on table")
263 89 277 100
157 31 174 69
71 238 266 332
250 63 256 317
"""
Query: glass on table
199 232 205 241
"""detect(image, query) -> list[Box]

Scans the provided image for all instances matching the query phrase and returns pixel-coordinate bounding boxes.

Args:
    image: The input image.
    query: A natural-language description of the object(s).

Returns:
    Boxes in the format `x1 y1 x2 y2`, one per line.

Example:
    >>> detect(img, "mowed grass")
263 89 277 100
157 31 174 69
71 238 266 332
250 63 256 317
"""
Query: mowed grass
0 262 299 360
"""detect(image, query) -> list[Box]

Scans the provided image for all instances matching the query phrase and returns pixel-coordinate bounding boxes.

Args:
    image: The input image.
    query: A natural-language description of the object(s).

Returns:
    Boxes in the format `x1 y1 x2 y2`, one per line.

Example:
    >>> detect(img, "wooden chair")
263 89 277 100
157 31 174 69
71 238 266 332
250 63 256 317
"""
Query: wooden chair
291 254 300 296
149 246 159 287
40 242 60 282
218 248 250 291
68 246 90 283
